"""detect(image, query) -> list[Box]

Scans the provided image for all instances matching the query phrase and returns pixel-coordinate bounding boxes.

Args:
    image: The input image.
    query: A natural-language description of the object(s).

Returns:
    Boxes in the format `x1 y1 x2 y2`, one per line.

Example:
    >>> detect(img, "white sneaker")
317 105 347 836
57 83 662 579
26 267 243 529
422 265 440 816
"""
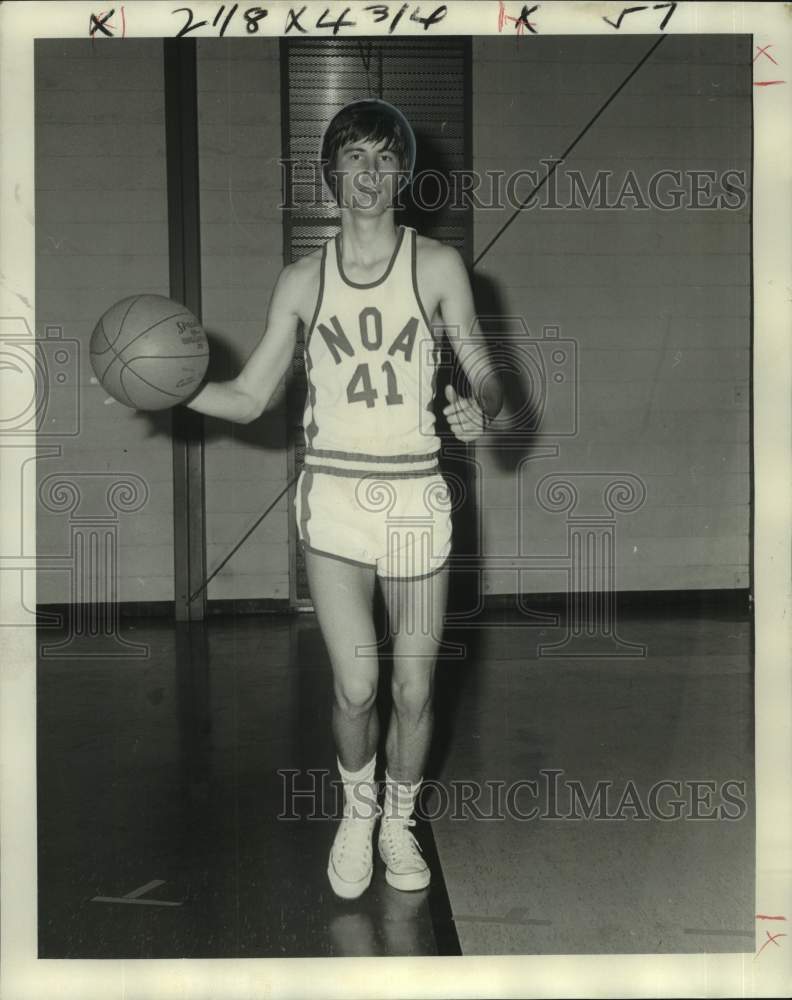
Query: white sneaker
327 804 382 899
378 817 430 891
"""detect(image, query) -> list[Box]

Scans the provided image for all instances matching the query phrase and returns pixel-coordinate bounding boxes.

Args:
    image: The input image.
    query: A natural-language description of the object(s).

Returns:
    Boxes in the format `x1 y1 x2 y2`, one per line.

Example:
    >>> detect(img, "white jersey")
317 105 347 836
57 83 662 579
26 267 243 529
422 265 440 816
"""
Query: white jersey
302 225 441 478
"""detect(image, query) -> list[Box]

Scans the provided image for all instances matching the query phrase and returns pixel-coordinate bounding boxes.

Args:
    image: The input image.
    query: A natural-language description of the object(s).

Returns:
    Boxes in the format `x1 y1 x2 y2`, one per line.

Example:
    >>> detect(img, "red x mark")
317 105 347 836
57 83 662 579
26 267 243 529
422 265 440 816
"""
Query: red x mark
97 9 116 30
755 929 786 959
754 45 778 65
497 2 538 35
90 6 126 40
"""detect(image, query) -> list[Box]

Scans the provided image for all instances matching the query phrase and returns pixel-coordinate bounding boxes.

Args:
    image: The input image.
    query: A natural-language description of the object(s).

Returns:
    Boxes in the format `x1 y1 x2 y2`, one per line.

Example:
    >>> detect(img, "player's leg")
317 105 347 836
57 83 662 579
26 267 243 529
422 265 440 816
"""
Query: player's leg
304 547 379 769
378 563 450 891
304 547 381 898
381 564 449 781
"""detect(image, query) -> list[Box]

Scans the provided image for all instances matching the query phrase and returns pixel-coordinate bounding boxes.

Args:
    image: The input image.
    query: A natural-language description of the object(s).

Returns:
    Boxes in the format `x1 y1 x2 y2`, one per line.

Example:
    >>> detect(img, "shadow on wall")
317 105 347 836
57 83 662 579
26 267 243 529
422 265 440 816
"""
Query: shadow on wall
401 129 545 475
470 270 545 475
132 328 293 450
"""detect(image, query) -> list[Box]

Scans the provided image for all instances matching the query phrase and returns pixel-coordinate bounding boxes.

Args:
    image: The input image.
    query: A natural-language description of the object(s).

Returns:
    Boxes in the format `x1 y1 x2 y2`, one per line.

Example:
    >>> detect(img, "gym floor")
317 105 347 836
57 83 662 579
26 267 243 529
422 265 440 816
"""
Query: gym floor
36 595 753 958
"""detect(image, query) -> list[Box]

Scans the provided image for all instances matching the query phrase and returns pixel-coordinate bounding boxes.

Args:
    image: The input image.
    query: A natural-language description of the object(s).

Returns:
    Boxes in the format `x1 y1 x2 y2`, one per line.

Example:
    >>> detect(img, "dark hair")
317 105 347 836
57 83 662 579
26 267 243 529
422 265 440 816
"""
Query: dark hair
320 100 414 198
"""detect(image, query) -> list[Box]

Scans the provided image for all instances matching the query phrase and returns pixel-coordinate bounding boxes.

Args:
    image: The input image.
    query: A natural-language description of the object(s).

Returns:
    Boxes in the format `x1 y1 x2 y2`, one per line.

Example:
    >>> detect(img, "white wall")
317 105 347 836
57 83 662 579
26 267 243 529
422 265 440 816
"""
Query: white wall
197 39 288 602
35 39 289 607
471 35 750 594
35 39 174 603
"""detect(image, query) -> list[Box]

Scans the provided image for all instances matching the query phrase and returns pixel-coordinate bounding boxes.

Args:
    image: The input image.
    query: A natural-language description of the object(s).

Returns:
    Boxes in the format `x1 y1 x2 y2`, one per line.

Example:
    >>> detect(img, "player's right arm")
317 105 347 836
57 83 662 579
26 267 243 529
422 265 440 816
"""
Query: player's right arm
186 263 304 424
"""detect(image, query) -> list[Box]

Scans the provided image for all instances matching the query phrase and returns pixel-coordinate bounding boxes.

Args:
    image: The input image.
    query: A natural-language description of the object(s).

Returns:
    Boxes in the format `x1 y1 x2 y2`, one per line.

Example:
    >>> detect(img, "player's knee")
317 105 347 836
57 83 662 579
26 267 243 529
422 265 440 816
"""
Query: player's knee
391 675 433 718
334 678 377 717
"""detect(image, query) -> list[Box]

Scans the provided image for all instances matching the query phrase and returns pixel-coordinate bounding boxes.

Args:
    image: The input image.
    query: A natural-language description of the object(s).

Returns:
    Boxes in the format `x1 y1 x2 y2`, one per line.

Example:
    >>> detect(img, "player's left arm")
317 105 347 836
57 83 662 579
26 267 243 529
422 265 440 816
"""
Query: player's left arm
436 246 503 442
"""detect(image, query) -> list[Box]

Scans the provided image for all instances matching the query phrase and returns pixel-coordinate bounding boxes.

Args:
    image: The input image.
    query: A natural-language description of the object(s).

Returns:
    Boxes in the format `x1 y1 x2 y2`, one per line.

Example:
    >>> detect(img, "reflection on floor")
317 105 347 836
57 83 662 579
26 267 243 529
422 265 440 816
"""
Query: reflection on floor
37 597 753 957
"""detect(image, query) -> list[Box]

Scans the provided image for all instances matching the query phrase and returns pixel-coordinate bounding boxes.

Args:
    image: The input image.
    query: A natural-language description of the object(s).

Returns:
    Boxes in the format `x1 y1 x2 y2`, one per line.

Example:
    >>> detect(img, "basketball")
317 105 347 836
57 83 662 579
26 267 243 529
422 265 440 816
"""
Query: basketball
89 294 209 410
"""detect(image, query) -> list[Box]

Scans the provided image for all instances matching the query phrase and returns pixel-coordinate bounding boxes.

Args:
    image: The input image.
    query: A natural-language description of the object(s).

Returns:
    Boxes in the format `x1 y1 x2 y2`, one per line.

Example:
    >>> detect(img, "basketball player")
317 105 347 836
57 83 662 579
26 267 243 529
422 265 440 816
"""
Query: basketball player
187 99 502 898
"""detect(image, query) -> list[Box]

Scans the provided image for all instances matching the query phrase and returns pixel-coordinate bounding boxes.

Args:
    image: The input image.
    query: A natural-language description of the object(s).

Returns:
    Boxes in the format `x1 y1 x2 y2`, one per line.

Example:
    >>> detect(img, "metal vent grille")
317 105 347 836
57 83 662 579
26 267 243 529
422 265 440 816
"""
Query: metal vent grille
282 37 472 603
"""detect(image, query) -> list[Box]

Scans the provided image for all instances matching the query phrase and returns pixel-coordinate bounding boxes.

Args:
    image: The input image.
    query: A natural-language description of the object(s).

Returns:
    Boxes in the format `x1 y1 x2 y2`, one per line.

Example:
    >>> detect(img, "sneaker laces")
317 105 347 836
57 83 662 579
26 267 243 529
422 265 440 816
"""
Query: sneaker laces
380 817 425 867
333 804 381 862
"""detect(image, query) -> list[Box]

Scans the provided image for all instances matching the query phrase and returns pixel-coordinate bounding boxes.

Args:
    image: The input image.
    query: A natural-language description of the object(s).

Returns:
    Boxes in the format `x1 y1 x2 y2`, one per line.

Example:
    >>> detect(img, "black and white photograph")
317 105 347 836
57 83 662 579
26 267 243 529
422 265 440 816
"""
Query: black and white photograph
1 1 790 998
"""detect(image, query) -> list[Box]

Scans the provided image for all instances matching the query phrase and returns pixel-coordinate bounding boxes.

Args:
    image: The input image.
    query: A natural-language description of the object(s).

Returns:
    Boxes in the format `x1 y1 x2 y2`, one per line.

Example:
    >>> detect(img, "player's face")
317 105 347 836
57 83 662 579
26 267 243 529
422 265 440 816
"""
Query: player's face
334 138 402 214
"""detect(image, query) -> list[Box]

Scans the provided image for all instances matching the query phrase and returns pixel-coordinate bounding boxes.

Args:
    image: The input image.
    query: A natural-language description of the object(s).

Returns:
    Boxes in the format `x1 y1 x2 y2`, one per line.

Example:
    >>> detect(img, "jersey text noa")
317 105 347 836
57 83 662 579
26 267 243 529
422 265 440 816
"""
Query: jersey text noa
302 226 441 478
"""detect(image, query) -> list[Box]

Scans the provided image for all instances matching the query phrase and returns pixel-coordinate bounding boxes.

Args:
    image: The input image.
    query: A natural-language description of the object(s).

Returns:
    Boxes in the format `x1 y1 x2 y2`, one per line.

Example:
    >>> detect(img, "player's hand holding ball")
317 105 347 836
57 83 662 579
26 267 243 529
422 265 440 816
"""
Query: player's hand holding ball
89 294 209 410
443 384 489 442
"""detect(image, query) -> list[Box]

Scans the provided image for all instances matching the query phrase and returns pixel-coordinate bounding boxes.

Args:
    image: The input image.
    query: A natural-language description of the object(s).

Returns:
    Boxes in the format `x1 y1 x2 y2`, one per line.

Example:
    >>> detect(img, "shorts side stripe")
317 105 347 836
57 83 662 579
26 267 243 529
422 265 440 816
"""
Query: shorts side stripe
300 542 375 571
379 558 449 581
299 468 314 546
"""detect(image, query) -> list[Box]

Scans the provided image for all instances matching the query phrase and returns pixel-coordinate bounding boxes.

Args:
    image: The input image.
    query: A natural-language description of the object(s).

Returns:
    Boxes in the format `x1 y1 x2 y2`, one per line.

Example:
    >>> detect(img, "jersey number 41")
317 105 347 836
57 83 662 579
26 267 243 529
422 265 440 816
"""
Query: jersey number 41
346 361 404 408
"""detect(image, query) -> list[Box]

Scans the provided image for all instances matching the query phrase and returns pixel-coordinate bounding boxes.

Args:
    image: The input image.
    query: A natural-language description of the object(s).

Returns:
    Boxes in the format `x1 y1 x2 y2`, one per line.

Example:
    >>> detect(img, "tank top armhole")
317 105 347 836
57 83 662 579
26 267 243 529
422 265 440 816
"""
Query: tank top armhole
304 241 328 352
410 229 439 341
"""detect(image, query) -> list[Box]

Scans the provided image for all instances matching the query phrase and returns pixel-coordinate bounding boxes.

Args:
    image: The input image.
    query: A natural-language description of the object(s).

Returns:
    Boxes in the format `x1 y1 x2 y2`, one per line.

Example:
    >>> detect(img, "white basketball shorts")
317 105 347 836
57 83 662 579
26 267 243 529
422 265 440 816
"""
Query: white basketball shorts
294 468 452 579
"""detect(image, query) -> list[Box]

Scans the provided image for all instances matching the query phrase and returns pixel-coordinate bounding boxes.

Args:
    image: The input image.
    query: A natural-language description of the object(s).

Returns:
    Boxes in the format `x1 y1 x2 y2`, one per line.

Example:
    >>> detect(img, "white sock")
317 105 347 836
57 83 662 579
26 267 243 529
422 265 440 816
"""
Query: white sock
337 754 379 819
382 770 422 823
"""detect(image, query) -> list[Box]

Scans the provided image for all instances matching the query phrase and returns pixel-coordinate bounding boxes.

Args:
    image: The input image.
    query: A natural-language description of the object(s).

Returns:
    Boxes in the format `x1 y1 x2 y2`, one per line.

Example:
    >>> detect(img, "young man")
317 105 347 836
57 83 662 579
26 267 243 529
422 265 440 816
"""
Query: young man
187 99 502 898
